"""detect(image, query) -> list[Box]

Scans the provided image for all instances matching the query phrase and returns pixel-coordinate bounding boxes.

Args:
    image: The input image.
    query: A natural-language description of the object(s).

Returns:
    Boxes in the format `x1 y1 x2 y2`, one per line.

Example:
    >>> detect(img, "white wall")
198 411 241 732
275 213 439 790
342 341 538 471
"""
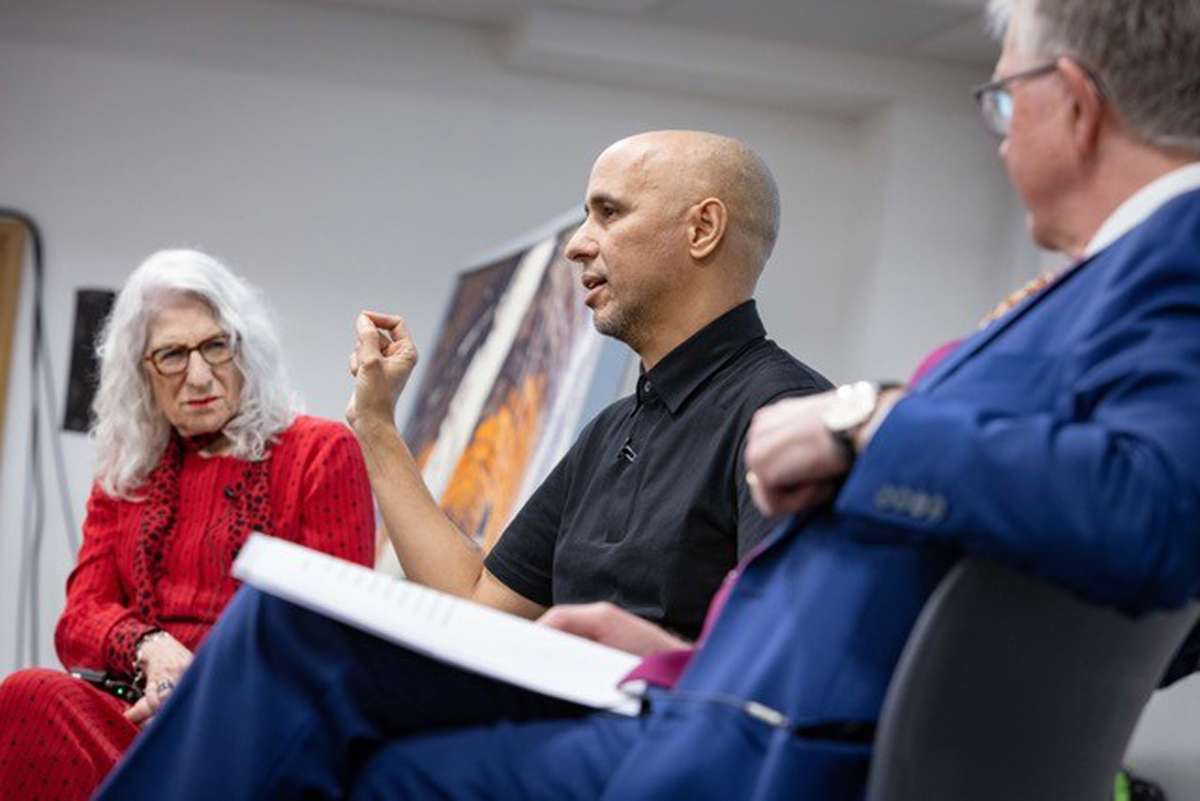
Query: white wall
0 0 998 667
1 0 1191 793
0 0 828 663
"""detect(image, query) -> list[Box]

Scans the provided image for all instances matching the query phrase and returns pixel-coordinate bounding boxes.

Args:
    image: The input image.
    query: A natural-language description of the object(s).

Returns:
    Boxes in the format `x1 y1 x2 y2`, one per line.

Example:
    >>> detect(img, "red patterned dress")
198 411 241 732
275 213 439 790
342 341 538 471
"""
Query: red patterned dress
0 415 375 800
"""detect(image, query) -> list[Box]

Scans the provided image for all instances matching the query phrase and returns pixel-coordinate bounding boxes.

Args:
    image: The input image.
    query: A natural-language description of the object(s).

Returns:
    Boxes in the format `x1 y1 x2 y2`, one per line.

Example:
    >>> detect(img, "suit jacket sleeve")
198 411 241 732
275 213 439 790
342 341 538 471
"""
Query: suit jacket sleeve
835 238 1200 614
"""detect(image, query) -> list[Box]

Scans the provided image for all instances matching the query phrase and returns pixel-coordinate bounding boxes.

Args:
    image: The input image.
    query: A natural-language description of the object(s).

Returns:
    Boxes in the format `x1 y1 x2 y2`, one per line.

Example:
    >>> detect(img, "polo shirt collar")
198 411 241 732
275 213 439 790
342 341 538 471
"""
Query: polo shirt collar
636 300 767 414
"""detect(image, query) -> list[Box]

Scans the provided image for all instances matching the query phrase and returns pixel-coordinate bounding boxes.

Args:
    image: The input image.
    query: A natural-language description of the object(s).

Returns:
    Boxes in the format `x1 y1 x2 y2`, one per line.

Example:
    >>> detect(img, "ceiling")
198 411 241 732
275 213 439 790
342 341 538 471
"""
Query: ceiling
308 0 999 67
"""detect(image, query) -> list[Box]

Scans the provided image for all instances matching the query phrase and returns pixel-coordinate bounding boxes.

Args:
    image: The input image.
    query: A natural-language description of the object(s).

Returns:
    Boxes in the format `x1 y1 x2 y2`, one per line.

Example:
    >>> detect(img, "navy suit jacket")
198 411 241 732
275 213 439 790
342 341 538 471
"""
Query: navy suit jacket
604 188 1200 800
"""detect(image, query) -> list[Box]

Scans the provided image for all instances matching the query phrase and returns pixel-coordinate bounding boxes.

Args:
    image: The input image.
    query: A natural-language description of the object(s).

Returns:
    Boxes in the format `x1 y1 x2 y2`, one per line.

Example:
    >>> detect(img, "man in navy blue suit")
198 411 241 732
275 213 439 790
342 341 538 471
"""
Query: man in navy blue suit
98 0 1200 798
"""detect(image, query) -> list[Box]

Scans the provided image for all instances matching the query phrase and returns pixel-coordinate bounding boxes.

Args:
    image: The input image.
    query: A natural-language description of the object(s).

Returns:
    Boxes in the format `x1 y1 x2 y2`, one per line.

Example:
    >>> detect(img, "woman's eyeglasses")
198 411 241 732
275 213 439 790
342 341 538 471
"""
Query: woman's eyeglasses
145 335 236 376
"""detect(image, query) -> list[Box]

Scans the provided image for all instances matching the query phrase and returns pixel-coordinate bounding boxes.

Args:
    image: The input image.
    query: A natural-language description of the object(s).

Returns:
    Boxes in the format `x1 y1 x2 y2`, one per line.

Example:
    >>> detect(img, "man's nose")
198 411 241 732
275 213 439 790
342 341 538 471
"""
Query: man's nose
564 223 597 263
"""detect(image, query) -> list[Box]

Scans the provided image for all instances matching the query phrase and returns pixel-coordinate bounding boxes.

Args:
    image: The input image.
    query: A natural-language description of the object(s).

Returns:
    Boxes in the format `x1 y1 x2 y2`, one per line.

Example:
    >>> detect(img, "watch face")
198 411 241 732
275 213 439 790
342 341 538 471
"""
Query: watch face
822 381 878 432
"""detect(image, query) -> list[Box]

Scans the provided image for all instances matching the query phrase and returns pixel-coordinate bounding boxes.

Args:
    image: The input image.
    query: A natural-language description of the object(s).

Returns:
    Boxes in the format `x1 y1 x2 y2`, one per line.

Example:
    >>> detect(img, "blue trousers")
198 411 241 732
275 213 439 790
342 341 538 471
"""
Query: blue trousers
96 585 873 799
94 587 645 799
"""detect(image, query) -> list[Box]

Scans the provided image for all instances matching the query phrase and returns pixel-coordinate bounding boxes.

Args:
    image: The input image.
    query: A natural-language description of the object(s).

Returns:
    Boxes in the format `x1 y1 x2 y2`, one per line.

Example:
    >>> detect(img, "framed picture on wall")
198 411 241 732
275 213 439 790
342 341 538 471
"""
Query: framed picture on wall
377 211 633 571
0 220 27 460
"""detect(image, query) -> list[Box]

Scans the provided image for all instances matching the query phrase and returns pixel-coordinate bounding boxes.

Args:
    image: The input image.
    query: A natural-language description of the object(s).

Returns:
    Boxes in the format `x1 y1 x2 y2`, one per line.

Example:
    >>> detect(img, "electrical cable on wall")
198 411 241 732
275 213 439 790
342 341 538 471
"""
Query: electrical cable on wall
1 208 79 669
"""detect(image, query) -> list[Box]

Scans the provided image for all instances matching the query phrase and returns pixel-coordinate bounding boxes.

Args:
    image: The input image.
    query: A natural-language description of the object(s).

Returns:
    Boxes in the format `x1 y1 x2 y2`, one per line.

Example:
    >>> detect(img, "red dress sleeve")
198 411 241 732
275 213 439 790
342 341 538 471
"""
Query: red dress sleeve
53 485 156 675
292 423 375 567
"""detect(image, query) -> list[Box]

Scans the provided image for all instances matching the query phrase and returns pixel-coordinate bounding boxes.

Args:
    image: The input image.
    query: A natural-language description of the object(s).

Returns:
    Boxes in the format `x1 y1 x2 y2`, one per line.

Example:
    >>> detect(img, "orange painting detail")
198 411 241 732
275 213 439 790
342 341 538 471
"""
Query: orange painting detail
439 374 547 551
384 218 623 572
413 441 434 471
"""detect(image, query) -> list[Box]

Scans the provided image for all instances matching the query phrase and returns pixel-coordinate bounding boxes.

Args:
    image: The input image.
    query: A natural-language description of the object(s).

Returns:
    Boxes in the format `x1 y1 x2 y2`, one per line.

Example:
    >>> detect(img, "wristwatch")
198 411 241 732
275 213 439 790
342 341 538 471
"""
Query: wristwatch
822 381 898 464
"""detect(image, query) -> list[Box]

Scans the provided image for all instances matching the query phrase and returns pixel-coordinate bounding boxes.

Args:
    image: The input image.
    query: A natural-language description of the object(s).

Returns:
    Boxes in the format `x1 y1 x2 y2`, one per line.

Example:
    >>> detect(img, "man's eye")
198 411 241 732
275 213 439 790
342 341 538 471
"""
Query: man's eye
602 205 618 218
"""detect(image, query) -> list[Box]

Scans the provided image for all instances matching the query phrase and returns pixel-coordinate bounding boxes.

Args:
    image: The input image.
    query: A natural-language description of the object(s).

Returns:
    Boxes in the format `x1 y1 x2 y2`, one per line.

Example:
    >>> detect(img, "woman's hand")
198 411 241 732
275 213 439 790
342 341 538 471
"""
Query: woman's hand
123 632 193 726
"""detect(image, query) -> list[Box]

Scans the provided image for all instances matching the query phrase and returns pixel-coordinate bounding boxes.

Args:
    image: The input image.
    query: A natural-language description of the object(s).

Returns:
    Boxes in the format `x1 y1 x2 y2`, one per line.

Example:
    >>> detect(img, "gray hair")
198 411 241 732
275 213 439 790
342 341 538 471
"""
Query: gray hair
987 0 1200 154
92 249 298 498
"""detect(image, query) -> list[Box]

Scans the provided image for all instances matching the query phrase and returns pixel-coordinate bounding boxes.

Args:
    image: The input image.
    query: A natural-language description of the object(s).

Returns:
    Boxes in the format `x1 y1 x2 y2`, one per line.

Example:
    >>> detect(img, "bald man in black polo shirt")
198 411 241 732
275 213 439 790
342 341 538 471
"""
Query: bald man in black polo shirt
347 130 830 642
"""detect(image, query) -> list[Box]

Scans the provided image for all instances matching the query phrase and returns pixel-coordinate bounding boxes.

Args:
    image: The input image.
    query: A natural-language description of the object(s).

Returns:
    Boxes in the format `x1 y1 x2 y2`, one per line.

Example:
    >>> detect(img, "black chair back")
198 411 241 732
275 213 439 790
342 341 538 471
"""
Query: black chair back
867 558 1200 801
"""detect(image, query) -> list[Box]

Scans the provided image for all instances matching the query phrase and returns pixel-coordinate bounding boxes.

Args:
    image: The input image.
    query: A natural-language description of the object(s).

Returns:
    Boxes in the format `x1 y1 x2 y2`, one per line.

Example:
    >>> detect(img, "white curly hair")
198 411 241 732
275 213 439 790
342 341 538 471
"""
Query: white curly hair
92 249 298 498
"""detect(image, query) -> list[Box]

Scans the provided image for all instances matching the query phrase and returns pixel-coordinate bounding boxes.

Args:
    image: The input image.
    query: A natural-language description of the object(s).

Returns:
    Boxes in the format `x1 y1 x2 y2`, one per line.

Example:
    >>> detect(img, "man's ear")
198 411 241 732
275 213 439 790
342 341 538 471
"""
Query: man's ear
687 198 728 260
1060 57 1105 155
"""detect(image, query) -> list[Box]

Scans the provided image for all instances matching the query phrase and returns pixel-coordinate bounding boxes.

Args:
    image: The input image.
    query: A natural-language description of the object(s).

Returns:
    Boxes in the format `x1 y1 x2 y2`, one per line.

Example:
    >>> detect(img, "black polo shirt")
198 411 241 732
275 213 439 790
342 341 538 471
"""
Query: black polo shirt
484 301 832 639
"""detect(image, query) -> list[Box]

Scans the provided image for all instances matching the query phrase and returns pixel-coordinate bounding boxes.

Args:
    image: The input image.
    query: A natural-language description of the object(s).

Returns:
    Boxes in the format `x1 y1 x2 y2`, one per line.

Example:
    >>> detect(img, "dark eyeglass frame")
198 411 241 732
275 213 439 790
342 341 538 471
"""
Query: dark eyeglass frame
971 59 1108 138
144 334 237 376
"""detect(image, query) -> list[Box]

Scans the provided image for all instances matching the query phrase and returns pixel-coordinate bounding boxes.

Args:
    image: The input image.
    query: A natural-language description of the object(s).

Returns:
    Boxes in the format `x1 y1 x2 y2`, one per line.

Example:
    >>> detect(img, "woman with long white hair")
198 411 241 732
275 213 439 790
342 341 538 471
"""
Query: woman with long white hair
0 249 374 799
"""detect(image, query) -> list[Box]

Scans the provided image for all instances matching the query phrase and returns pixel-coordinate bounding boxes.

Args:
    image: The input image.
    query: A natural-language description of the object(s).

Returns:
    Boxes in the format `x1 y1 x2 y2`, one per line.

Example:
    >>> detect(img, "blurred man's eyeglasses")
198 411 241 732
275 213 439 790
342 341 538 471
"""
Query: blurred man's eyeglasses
972 60 1108 138
145 335 236 376
972 62 1059 137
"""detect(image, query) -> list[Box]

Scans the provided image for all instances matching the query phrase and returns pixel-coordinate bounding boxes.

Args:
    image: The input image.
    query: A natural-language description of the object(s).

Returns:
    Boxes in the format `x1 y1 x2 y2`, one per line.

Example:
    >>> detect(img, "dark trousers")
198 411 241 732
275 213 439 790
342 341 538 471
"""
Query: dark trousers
94 587 644 799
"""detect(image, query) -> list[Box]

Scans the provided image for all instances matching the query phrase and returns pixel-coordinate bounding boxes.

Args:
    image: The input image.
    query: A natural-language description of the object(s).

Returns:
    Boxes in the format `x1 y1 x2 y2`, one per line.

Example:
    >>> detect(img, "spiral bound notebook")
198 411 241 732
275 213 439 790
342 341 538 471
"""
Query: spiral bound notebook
231 534 643 715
